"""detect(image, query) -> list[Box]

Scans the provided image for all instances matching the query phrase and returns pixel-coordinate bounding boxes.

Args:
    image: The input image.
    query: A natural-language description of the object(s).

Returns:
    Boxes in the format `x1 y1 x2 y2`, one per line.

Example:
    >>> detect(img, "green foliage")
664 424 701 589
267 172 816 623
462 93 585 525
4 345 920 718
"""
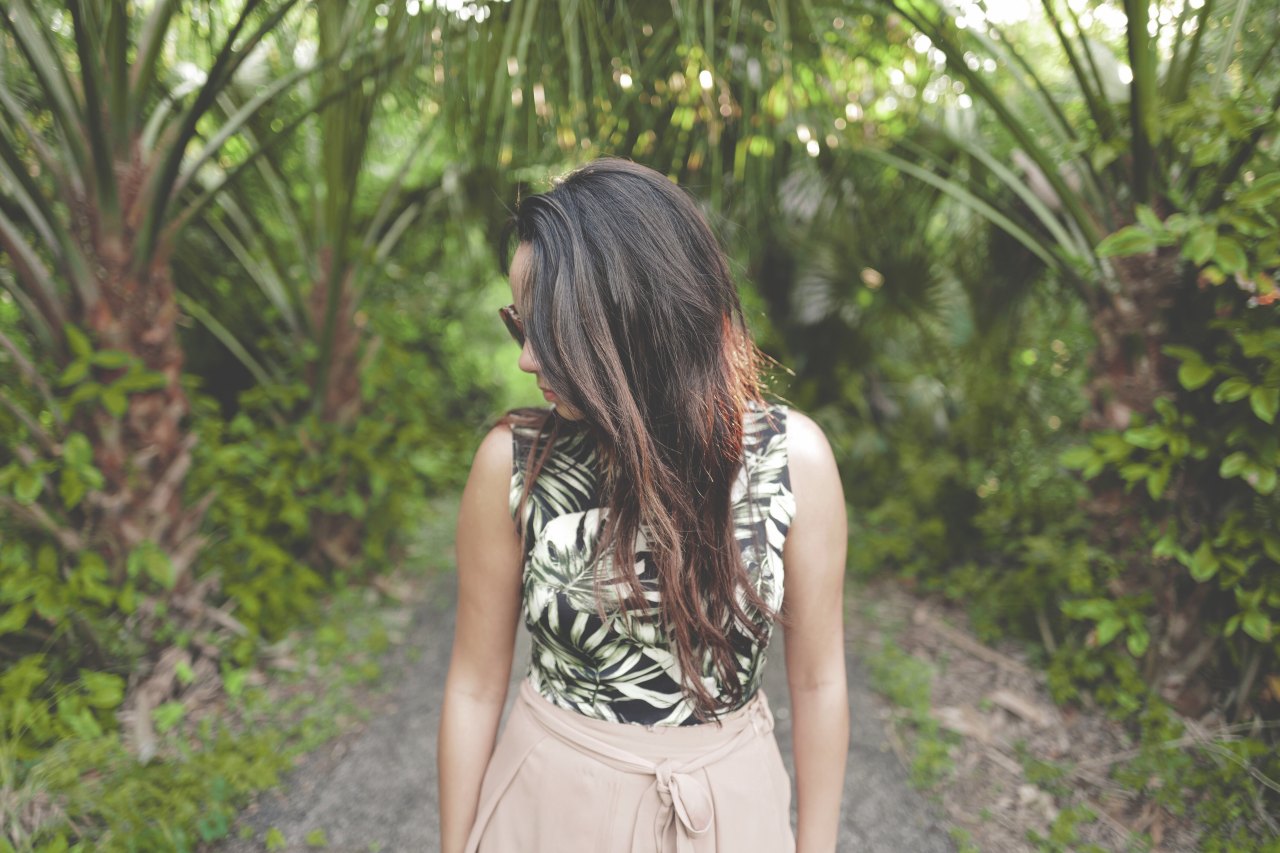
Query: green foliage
865 632 958 788
1107 705 1280 850
1026 803 1106 853
1041 127 1279 844
0 508 430 852
1067 223 1280 700
819 9 1280 841
1 288 497 845
0 0 1274 847
187 304 497 645
0 329 174 757
825 269 1099 652
1061 595 1152 658
52 330 168 418
9 723 294 852
1046 643 1149 717
948 826 982 853
1098 159 1280 307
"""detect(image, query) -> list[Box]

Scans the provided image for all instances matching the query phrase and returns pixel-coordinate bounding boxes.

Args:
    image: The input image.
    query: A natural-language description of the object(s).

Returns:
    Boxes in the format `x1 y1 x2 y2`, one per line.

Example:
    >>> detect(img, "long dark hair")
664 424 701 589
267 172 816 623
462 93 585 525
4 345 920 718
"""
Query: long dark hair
500 157 776 721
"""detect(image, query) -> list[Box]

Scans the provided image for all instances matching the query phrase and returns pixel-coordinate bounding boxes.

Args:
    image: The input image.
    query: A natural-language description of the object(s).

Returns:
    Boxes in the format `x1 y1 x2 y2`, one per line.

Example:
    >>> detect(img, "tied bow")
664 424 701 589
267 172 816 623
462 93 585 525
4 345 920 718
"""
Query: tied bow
653 761 714 853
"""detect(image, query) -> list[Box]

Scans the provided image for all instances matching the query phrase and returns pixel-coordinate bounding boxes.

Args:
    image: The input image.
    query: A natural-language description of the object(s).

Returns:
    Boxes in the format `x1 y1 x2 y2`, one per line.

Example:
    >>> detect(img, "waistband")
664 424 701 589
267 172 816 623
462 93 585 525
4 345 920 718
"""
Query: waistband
517 679 776 853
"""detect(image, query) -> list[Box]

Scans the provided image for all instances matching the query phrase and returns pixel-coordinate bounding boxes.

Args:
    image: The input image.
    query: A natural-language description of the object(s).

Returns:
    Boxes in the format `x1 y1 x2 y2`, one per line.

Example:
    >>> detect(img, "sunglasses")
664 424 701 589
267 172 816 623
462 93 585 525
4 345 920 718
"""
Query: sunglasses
499 304 525 347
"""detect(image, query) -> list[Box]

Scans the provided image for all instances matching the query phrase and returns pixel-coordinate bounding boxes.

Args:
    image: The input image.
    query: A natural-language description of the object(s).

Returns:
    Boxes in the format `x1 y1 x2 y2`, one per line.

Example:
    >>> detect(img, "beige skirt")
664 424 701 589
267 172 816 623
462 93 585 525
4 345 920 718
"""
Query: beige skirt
464 679 795 853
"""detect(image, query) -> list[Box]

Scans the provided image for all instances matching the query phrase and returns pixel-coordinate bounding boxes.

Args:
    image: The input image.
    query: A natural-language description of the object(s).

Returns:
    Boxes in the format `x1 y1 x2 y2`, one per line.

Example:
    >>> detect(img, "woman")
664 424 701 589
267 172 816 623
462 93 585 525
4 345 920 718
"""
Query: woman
438 158 849 853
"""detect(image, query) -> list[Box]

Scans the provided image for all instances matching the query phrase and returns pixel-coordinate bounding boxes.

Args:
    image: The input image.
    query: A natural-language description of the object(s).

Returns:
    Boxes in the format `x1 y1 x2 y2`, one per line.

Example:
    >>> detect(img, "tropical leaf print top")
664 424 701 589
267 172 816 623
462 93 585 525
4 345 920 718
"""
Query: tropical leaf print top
508 401 796 727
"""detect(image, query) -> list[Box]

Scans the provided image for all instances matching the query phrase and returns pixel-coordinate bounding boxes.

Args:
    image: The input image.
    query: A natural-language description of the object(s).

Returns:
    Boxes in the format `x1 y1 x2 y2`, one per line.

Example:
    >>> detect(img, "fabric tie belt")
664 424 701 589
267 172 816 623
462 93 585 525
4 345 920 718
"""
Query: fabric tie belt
516 679 776 853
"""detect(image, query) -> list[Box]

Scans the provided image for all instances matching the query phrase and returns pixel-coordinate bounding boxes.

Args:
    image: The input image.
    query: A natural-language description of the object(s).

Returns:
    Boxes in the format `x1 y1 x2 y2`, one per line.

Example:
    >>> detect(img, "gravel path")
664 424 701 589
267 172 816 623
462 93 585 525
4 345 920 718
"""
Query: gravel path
216 569 954 852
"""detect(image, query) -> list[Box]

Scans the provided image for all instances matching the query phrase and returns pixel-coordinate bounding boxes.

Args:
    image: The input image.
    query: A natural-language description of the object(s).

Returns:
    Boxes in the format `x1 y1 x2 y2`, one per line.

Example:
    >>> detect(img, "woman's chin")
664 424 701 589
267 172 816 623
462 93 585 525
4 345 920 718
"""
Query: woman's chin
547 400 584 421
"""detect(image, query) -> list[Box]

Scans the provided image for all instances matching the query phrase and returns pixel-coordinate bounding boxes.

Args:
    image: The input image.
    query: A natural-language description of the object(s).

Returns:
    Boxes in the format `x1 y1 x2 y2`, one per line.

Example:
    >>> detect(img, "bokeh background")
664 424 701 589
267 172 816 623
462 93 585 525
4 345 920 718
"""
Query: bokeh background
1 0 1278 849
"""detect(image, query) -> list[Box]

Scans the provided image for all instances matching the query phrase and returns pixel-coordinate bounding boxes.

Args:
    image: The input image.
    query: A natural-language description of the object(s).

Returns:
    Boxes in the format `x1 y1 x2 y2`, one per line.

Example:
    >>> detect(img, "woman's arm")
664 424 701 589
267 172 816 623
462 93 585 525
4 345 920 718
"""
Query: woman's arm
782 410 850 853
438 424 524 853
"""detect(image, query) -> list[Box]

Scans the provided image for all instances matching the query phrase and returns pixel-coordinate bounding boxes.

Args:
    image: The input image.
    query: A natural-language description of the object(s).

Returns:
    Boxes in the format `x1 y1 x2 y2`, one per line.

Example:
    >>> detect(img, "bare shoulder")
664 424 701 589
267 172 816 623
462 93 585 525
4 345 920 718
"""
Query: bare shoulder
472 421 514 479
459 422 516 532
784 407 835 466
783 408 842 510
779 407 847 643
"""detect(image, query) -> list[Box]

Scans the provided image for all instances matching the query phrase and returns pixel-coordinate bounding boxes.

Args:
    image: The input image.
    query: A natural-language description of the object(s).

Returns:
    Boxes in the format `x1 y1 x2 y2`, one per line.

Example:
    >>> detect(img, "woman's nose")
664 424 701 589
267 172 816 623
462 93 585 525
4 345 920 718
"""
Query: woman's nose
517 340 540 374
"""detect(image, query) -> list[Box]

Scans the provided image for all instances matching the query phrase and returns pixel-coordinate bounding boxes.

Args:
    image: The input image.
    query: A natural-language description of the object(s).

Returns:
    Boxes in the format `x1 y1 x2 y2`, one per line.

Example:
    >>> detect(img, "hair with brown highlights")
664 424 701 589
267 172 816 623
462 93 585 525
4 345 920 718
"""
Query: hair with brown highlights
498 157 777 722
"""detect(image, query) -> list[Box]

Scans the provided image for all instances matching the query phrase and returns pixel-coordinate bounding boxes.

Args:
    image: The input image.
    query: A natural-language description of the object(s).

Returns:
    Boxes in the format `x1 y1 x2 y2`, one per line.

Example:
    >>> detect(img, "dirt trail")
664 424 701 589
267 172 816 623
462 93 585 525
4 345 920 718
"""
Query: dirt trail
215 569 954 852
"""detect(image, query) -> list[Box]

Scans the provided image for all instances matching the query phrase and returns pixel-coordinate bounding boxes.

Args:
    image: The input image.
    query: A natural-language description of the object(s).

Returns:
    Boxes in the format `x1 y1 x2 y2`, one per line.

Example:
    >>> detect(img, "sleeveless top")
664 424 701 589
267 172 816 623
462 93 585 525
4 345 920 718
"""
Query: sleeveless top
508 401 796 727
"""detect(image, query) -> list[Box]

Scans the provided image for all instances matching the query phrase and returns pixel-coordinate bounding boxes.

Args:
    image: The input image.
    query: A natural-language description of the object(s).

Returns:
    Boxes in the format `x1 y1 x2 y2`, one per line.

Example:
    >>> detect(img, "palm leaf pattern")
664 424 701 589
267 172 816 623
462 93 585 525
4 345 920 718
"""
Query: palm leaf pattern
509 402 796 726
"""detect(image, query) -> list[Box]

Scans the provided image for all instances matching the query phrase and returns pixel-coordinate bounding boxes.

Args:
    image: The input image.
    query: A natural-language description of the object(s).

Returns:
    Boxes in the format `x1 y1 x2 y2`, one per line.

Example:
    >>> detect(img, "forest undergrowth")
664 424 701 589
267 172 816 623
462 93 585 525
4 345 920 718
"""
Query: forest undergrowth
852 579 1280 852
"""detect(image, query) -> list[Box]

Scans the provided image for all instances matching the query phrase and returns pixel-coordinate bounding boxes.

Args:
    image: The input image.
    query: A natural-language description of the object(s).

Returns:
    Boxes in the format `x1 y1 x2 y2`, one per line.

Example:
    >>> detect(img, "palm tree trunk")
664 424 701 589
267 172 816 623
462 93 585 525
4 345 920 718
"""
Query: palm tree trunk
76 166 196 576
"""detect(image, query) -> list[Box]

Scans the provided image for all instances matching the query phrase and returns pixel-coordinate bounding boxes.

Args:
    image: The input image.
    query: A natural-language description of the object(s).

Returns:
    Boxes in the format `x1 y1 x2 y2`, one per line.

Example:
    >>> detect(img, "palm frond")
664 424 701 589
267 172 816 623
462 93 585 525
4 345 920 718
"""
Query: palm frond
1 2 92 179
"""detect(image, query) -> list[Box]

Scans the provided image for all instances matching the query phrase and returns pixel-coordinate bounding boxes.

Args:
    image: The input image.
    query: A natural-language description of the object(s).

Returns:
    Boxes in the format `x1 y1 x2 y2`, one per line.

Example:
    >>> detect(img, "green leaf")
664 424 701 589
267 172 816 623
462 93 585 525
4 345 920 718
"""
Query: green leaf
58 360 89 386
265 828 287 851
1135 205 1162 232
1249 386 1278 424
1252 467 1277 495
222 667 249 698
1214 235 1248 274
152 701 185 734
1152 534 1190 564
1062 599 1110 621
113 370 167 393
62 433 93 467
72 553 113 606
175 660 196 686
1225 614 1241 636
1242 611 1272 643
1225 211 1271 239
58 703 103 740
1213 377 1253 403
0 602 32 635
1161 345 1201 363
127 542 175 590
1263 533 1280 564
145 549 175 591
117 582 137 614
1091 142 1120 172
66 382 101 408
101 386 128 416
1058 446 1097 469
1201 265 1227 285
1236 586 1264 610
1219 452 1249 478
34 578 67 617
1096 617 1124 646
304 828 329 848
64 324 91 359
1177 359 1214 391
1184 226 1216 265
1235 173 1280 208
1123 425 1166 450
79 671 125 709
1146 464 1171 500
1119 462 1151 483
91 349 132 369
1190 540 1219 582
59 472 86 510
1126 629 1150 657
14 469 43 504
1097 225 1157 257
37 544 57 576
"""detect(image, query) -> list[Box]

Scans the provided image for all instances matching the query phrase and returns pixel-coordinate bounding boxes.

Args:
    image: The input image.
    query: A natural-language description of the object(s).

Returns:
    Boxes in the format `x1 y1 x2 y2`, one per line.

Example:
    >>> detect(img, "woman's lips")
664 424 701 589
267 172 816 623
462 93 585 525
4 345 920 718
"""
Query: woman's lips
540 387 557 401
